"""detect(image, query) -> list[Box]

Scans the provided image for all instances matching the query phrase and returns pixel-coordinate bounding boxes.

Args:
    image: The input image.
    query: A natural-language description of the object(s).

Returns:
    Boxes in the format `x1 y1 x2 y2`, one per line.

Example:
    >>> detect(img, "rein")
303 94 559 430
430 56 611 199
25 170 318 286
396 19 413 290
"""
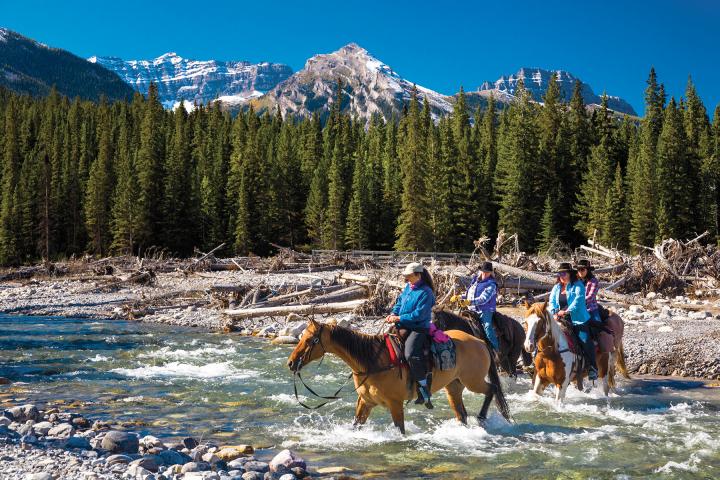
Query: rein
534 310 571 355
292 324 395 410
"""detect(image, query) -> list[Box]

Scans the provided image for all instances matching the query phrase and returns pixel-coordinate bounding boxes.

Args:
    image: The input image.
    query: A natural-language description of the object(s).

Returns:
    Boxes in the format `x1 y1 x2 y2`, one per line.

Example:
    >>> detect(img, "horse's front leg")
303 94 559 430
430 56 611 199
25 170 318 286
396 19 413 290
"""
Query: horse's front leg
353 396 373 428
389 400 406 434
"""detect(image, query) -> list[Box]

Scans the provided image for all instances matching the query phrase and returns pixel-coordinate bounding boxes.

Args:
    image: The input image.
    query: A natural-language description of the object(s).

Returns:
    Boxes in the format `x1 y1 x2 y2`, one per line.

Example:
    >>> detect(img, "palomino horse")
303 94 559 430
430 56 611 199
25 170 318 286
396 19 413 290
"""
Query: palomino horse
522 301 629 401
432 307 532 377
287 319 511 433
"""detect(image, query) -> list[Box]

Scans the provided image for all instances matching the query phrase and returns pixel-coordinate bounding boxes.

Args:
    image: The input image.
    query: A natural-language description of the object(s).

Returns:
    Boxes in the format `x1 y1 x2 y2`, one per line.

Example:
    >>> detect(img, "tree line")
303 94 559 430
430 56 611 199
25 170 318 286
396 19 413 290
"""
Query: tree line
0 68 719 266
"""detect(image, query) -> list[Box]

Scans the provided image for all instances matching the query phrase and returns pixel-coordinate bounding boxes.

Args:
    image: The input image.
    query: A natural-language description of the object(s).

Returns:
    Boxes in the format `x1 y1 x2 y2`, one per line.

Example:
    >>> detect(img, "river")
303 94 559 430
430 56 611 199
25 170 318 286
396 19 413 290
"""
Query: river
1 314 719 479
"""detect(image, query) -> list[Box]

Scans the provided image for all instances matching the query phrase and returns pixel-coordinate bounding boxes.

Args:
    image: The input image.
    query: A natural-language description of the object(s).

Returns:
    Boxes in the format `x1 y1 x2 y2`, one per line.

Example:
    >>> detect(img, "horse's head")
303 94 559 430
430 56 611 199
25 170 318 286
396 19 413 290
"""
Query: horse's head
287 318 327 373
522 300 549 353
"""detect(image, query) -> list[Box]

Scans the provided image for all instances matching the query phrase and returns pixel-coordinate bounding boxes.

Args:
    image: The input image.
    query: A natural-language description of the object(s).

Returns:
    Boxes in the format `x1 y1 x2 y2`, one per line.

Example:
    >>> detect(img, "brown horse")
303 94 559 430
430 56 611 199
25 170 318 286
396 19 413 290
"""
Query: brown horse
432 307 532 377
287 319 511 434
522 301 630 401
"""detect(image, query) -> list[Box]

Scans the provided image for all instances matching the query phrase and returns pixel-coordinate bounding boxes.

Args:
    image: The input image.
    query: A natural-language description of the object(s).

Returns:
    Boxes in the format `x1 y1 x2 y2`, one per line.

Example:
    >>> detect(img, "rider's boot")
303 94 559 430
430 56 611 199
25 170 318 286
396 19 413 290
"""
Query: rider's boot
588 366 599 381
414 374 434 409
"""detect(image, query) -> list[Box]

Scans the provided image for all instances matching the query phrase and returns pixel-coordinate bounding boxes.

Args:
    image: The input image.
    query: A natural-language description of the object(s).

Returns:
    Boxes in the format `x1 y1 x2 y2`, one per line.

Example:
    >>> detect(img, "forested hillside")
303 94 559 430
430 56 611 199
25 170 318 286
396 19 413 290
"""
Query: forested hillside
0 68 718 265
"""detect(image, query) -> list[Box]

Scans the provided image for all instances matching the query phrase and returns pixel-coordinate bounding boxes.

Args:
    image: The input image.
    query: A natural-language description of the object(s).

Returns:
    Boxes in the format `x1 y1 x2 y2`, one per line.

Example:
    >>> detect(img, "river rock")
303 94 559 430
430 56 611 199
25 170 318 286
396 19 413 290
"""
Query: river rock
182 461 212 473
689 310 712 319
157 448 189 466
271 336 299 345
17 421 35 436
125 464 151 479
657 325 674 333
130 455 161 472
7 404 40 422
277 475 297 480
48 422 74 438
32 421 53 436
65 435 91 449
101 430 139 454
241 473 263 480
106 454 133 465
269 450 305 473
628 305 644 314
216 445 254 461
202 452 221 464
24 473 54 480
140 435 165 450
184 472 219 480
243 461 269 473
183 437 199 449
0 377 11 385
71 416 90 429
259 325 277 337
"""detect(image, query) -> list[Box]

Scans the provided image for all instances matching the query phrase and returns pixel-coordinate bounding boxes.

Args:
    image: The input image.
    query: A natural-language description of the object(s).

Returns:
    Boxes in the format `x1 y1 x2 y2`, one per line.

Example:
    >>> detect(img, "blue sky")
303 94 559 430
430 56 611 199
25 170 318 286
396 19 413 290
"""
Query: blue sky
3 0 719 115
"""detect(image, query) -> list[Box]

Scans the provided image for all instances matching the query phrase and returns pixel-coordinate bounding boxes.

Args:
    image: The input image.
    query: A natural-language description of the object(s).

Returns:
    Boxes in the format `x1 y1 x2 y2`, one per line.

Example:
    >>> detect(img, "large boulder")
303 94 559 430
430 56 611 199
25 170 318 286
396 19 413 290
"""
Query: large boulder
243 461 269 473
100 430 139 454
6 404 40 422
181 461 212 473
32 421 53 436
105 454 133 465
129 454 162 473
157 448 190 466
269 450 305 473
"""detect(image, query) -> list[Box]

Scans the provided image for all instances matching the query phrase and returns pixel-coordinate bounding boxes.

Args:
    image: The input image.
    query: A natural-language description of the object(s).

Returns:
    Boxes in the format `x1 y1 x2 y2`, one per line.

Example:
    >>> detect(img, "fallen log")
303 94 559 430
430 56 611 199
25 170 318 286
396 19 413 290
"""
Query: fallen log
224 299 366 318
339 272 404 289
491 261 556 285
307 285 367 304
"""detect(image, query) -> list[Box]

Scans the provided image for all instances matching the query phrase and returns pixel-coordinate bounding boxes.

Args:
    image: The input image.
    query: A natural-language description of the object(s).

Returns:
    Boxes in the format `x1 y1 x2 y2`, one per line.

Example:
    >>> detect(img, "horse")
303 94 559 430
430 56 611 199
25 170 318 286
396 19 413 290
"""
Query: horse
432 307 532 377
522 301 630 401
287 318 512 434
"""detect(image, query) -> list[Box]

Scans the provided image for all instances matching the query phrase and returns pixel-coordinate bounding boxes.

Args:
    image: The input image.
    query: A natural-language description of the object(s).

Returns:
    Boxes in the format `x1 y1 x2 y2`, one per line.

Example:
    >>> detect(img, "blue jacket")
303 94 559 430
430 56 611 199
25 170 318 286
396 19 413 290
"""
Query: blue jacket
391 282 435 330
549 280 590 325
464 275 497 313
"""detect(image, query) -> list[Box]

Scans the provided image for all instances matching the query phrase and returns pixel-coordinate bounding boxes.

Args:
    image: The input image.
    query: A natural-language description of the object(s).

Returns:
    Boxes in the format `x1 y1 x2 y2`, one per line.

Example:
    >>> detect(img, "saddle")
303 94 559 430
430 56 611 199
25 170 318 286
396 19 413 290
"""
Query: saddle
386 327 456 371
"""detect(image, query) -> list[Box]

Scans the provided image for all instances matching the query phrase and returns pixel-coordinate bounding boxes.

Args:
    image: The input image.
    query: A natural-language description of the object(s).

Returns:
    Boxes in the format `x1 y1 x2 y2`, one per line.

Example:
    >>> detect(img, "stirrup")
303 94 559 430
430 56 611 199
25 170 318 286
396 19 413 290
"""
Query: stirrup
415 385 434 409
588 367 598 381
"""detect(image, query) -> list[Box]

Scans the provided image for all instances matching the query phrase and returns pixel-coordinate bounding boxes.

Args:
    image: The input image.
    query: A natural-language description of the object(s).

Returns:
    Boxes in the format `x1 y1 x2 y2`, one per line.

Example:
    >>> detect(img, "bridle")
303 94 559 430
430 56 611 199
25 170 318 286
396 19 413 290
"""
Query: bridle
291 323 382 410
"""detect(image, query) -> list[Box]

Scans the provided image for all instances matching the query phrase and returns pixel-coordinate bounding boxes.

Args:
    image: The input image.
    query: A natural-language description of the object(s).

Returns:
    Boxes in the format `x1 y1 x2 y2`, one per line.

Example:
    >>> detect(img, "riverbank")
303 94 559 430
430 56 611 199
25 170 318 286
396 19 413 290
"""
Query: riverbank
0 402 352 480
1 268 720 380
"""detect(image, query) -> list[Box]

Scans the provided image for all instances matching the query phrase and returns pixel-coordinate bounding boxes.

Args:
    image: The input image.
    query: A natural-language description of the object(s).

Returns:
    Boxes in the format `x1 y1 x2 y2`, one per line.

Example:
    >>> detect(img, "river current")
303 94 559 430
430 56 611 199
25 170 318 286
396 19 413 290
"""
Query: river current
1 314 719 479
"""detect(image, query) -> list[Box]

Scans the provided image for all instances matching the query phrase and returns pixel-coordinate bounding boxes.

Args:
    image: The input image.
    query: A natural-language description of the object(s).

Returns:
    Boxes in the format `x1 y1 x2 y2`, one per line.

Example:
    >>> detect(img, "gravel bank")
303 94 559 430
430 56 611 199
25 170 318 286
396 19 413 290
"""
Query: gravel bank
0 403 353 480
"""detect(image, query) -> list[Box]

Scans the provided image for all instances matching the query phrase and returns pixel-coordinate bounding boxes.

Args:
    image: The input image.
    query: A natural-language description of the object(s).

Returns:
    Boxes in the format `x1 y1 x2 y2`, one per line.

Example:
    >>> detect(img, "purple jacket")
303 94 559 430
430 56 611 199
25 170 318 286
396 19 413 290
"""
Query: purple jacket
464 276 497 313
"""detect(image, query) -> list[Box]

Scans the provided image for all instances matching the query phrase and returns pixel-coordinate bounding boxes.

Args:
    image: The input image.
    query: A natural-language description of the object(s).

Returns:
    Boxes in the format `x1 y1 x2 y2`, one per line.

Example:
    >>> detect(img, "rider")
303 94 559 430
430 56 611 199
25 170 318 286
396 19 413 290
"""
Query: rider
575 259 601 325
385 262 436 409
463 262 501 356
549 262 598 381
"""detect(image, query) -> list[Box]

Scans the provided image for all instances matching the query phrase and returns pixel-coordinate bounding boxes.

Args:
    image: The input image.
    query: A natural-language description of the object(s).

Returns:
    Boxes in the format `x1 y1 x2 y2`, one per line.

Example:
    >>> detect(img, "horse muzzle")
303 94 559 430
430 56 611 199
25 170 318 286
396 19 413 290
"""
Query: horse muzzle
287 359 303 372
523 340 535 353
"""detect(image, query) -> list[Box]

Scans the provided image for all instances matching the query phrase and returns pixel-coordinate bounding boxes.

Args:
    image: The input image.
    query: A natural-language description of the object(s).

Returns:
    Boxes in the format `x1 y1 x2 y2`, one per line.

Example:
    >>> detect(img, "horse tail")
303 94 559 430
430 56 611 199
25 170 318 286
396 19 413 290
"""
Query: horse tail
616 342 631 379
487 348 512 422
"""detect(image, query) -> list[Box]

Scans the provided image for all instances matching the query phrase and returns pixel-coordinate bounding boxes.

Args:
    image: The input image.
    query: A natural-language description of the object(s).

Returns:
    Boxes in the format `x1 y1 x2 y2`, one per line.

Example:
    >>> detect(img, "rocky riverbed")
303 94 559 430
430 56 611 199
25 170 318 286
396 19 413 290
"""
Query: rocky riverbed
0 403 352 480
1 269 720 380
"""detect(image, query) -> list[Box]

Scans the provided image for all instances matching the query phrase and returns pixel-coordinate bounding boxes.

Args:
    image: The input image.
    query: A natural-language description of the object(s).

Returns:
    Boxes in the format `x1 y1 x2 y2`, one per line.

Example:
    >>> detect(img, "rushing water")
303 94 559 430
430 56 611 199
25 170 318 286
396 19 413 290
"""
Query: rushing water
1 315 719 479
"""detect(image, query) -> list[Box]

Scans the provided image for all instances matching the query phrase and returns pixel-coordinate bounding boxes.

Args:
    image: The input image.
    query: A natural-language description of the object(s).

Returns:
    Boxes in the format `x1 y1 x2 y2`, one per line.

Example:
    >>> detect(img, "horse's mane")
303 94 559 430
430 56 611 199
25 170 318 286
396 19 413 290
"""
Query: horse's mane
528 301 564 345
327 324 385 372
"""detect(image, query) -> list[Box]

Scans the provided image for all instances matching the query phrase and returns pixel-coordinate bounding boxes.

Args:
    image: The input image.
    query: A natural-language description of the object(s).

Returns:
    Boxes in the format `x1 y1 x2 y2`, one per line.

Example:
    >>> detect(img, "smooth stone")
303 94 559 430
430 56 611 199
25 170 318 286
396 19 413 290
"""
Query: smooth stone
243 461 269 473
277 475 296 480
130 455 162 473
24 474 53 480
32 421 53 436
101 430 139 454
181 461 212 473
157 448 189 466
106 454 134 465
216 445 254 461
125 464 151 478
241 473 263 480
184 473 219 480
182 437 199 449
269 450 305 473
48 422 74 438
7 404 40 422
140 435 164 450
202 452 221 464
65 435 91 449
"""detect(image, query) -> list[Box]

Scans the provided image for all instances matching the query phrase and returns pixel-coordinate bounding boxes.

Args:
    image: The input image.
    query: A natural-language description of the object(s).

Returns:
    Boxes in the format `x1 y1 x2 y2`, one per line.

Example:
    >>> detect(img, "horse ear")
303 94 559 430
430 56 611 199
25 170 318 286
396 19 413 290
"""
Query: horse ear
309 318 319 328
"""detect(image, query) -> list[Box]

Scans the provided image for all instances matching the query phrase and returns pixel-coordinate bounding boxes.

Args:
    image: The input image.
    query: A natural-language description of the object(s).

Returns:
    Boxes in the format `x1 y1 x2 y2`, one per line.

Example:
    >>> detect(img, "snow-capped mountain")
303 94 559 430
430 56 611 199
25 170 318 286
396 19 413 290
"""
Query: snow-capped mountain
478 68 637 116
88 53 292 109
251 43 457 121
0 27 133 101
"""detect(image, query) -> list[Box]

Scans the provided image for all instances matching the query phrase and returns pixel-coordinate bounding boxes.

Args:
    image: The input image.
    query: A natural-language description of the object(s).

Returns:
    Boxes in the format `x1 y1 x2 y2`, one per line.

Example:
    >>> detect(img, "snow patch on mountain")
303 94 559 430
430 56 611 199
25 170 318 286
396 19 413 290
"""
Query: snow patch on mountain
89 52 292 109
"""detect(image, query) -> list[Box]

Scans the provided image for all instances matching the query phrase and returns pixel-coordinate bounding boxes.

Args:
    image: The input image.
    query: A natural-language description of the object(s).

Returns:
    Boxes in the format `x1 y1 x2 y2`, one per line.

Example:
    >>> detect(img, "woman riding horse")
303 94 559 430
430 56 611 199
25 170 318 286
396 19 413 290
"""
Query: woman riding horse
461 262 501 363
549 262 598 381
384 262 436 408
576 259 601 325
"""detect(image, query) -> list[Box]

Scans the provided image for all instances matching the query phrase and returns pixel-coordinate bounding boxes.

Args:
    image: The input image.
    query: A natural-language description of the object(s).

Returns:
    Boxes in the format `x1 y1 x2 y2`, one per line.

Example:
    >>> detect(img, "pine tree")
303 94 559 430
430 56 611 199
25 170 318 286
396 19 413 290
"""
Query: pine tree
395 86 431 251
324 129 347 249
427 117 452 250
495 81 542 251
135 83 165 251
576 135 615 240
537 195 559 252
604 163 629 249
0 101 20 264
344 149 369 249
110 111 140 254
655 98 692 239
684 77 712 235
84 106 115 255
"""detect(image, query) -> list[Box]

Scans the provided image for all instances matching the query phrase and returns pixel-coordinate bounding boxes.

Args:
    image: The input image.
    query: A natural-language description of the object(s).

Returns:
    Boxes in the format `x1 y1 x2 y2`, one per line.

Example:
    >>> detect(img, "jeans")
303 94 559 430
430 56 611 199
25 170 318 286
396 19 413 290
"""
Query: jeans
404 330 429 381
478 310 500 351
572 322 597 371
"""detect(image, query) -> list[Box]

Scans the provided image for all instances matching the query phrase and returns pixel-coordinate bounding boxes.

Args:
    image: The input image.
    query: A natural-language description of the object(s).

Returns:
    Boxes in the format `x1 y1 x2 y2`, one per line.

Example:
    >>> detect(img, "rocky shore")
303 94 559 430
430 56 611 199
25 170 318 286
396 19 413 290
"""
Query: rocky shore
0 403 352 480
1 269 720 380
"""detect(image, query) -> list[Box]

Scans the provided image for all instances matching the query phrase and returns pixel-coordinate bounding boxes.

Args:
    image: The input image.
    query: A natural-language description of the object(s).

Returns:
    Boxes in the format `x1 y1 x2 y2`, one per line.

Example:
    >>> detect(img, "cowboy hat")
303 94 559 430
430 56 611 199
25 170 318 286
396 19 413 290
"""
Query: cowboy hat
574 259 595 271
556 262 575 273
479 261 493 273
402 262 424 276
